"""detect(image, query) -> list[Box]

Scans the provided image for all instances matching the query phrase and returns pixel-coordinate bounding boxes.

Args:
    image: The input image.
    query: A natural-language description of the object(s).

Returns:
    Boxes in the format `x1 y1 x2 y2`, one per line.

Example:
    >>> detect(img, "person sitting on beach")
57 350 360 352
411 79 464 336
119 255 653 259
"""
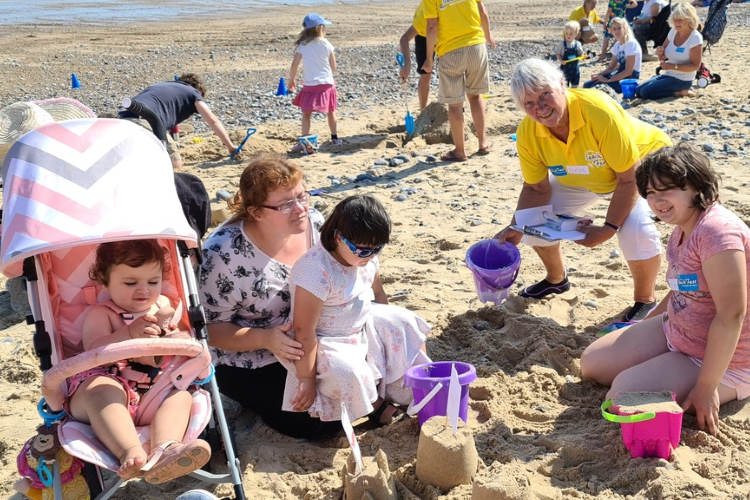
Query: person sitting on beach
583 17 642 93
118 73 237 169
569 0 606 45
282 195 430 424
632 0 670 60
581 144 750 436
399 3 433 110
601 0 638 58
288 13 341 152
635 2 703 100
494 58 671 322
556 21 585 88
200 157 428 436
421 0 495 162
70 240 210 482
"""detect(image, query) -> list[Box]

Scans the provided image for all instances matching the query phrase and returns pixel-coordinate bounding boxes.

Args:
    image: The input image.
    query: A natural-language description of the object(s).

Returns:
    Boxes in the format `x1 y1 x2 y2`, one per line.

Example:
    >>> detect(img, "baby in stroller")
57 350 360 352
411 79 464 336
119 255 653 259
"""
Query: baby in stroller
68 240 210 482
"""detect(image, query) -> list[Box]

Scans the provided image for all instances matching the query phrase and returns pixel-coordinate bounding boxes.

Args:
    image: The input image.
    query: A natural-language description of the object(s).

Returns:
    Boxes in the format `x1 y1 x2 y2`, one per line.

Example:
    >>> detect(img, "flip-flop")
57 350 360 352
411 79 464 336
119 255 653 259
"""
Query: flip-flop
475 142 493 156
141 439 211 484
440 150 468 162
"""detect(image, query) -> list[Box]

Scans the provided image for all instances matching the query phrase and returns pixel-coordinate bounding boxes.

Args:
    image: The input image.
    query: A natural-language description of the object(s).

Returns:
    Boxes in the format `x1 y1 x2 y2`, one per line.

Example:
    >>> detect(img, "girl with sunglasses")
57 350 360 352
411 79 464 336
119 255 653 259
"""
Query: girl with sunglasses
281 195 430 425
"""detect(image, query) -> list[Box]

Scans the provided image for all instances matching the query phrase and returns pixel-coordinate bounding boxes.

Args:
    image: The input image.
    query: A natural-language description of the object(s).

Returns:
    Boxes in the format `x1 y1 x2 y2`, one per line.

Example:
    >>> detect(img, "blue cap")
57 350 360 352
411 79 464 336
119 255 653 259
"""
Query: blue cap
303 13 331 29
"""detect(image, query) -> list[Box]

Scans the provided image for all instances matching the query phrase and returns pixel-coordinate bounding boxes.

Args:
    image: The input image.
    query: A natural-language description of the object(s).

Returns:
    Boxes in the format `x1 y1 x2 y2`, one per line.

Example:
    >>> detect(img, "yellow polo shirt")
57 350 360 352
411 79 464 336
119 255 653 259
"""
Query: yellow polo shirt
413 4 427 37
421 0 485 57
517 89 671 194
569 5 601 25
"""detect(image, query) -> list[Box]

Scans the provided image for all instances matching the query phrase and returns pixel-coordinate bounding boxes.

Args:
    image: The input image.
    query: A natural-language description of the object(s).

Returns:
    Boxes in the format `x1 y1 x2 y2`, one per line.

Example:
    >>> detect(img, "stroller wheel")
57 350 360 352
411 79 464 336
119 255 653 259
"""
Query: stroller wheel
711 73 721 84
697 76 709 89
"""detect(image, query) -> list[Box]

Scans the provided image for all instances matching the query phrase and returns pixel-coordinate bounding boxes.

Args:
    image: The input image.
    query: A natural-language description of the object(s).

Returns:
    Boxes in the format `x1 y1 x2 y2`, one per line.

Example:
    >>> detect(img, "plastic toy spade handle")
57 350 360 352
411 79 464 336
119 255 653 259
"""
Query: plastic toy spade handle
601 399 657 423
230 127 257 159
396 53 405 68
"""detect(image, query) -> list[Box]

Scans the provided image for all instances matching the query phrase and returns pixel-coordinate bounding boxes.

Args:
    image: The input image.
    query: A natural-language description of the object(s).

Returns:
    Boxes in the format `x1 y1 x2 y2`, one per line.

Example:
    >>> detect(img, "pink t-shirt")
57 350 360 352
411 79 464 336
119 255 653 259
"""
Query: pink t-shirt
665 203 750 370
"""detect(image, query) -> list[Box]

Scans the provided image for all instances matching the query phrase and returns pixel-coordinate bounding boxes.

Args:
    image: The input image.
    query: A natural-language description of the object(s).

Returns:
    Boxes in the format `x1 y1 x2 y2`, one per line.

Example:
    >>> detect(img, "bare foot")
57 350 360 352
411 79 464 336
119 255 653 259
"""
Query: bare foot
675 89 695 98
118 445 147 480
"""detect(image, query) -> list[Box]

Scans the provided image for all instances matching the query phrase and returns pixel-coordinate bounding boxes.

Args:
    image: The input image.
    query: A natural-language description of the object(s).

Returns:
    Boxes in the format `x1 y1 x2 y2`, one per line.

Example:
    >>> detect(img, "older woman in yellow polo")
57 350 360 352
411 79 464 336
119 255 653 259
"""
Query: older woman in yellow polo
495 58 671 322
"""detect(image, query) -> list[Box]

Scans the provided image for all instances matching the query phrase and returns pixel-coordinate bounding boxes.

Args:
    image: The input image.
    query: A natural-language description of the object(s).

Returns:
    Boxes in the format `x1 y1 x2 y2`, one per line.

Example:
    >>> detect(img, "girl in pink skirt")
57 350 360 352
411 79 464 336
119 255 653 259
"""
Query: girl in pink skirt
289 13 341 152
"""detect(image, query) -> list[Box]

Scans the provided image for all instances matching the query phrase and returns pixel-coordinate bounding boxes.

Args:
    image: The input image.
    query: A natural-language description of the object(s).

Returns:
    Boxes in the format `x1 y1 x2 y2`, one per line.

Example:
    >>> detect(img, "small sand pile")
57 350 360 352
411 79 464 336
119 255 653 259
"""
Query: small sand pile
340 449 397 500
415 416 478 490
612 391 683 415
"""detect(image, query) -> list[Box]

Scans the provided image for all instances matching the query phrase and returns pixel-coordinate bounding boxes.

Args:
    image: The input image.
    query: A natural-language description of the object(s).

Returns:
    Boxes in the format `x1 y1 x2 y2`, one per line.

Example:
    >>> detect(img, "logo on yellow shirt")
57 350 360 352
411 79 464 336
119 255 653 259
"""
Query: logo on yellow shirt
440 0 469 10
584 150 606 168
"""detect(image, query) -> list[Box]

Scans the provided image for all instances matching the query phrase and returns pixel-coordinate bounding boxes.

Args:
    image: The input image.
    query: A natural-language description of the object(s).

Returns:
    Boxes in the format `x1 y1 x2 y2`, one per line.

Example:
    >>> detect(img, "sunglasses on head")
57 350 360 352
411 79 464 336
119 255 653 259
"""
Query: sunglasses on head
337 232 383 258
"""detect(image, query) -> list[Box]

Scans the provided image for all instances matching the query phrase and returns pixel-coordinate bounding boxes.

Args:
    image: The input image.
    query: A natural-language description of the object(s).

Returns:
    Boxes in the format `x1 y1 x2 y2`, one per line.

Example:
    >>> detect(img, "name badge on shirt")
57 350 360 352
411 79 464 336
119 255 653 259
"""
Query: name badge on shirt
677 273 699 292
548 165 567 176
567 165 590 175
676 47 686 53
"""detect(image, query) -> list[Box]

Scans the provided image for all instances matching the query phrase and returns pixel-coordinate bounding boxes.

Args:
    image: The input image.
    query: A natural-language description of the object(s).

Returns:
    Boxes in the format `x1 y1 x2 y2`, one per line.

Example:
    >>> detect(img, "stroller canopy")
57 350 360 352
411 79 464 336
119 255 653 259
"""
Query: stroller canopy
1 118 197 277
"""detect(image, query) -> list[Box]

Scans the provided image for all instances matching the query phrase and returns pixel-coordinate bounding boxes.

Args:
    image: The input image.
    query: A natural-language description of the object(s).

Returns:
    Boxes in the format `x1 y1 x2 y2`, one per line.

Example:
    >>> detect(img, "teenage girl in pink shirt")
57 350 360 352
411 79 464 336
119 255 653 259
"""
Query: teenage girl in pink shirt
581 143 750 436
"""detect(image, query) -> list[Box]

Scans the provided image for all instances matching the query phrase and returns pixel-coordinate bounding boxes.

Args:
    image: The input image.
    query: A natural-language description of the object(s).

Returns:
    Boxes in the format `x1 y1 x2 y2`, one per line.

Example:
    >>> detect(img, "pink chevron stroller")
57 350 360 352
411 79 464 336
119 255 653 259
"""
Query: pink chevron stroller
1 118 246 499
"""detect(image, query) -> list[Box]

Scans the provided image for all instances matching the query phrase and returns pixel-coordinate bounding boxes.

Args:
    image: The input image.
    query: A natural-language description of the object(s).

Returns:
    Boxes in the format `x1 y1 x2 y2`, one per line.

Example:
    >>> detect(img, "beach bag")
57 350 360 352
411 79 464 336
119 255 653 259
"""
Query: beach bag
174 172 211 242
702 0 730 48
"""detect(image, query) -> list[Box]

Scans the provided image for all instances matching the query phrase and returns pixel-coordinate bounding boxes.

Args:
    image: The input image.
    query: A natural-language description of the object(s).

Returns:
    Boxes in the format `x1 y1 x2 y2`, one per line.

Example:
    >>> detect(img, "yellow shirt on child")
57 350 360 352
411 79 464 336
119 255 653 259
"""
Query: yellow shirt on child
517 89 672 194
569 5 601 25
413 4 427 37
421 0 486 57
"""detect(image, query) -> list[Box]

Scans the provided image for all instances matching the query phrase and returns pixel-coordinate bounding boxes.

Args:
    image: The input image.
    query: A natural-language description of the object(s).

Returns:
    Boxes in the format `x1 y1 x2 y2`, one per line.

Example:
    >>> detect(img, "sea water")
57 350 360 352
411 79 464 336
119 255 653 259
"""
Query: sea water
0 0 360 26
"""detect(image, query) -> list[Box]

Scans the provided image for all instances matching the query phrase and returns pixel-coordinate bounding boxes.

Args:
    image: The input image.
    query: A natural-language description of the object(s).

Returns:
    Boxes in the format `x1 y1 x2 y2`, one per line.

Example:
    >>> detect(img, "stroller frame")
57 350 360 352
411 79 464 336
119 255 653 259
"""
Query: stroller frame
1 119 247 499
22 241 246 500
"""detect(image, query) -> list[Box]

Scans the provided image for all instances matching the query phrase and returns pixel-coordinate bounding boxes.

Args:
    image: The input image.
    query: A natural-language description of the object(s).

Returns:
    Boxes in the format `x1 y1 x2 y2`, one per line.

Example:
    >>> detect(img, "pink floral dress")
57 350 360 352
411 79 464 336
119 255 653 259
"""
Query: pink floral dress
280 244 430 421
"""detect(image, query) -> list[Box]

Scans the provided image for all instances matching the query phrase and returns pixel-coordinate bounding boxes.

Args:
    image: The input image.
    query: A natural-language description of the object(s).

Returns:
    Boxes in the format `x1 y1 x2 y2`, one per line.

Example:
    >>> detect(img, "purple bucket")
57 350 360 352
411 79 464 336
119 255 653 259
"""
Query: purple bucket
404 361 477 427
465 239 521 304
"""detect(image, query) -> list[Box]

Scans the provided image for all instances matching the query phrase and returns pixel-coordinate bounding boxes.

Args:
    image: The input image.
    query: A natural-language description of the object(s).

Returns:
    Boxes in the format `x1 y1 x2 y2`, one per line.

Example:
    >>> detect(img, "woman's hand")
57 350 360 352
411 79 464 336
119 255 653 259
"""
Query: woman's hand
494 225 523 245
127 315 162 339
287 80 296 93
682 383 721 435
291 377 316 411
575 224 615 248
592 73 607 82
263 323 304 361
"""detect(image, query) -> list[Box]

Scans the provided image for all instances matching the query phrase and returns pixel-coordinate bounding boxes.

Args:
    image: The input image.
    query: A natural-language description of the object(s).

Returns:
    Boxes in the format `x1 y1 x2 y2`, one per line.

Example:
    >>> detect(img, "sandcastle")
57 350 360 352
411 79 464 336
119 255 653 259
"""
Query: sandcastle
340 448 397 500
415 416 478 490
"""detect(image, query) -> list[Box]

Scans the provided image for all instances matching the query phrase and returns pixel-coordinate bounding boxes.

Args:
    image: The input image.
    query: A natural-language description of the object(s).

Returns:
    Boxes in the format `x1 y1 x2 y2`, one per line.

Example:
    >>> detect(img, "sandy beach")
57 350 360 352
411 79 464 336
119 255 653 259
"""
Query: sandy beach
2 0 750 498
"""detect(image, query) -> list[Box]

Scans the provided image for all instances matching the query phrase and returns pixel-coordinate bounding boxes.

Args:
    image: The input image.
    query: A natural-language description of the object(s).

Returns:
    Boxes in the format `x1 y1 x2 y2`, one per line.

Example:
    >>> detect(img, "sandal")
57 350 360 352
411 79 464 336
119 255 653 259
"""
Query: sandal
141 439 211 484
475 142 493 156
440 150 468 162
368 401 408 427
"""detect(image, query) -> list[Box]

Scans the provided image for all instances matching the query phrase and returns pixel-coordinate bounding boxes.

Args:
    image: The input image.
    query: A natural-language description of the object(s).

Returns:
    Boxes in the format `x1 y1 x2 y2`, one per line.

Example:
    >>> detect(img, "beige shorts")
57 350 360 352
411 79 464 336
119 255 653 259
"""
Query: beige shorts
437 43 490 105
121 116 181 167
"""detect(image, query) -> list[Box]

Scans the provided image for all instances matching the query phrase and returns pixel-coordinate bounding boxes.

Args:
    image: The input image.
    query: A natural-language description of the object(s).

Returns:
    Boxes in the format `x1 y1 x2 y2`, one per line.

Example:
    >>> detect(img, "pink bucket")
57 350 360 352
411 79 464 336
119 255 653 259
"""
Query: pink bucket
601 392 683 459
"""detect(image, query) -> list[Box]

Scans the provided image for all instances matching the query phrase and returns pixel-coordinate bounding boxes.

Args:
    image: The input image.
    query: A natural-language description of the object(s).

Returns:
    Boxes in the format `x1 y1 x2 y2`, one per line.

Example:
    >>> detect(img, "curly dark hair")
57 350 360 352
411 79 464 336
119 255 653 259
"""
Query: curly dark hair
636 143 720 211
320 195 391 251
89 240 168 285
177 73 207 98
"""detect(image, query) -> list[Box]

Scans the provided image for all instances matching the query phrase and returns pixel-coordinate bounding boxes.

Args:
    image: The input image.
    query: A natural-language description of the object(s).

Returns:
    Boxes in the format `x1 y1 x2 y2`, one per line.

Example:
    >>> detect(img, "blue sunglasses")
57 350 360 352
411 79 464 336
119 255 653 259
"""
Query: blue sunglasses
338 232 383 258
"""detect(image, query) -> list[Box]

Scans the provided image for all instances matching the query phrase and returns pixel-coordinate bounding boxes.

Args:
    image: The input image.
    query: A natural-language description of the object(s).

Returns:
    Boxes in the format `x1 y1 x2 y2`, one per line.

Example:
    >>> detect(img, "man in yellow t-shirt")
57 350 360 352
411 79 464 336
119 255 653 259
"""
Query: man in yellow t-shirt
420 0 495 162
398 4 433 110
569 0 605 44
496 58 672 322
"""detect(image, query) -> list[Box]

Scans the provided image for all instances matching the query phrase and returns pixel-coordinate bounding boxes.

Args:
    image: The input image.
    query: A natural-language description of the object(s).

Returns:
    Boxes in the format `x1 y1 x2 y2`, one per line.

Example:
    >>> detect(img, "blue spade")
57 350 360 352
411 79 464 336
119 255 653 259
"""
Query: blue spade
395 54 415 135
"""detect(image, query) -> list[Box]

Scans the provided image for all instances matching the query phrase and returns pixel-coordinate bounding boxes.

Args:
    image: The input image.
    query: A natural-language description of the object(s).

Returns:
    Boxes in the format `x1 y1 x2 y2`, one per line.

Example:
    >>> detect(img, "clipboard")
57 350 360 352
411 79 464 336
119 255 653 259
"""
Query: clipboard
510 224 586 241
512 205 587 241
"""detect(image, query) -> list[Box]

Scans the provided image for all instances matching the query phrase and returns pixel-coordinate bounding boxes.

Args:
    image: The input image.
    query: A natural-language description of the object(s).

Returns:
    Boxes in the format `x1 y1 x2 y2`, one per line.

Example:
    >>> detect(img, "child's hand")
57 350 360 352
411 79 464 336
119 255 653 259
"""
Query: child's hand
163 328 191 340
291 377 316 411
127 315 161 339
288 80 296 93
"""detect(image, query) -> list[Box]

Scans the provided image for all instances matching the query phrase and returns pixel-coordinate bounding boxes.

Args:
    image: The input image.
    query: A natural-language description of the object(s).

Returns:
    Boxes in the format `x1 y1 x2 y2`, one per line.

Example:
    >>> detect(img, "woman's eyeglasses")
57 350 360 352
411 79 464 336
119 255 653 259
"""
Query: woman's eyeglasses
337 232 383 258
260 192 310 214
